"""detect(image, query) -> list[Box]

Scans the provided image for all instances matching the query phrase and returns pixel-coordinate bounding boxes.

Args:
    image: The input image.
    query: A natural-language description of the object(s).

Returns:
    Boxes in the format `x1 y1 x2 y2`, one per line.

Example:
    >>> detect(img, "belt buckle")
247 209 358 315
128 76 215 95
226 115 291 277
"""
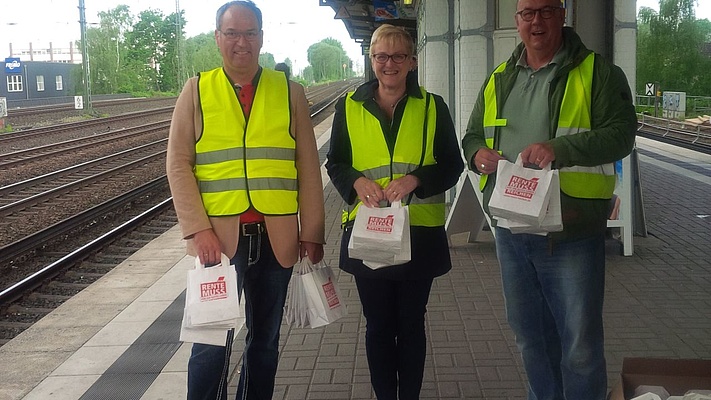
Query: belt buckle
241 222 264 236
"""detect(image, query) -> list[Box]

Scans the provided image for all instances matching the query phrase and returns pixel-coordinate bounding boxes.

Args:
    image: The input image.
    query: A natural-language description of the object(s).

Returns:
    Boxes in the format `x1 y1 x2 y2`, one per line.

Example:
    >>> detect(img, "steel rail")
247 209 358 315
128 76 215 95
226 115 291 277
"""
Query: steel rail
0 107 173 142
0 195 173 306
0 80 353 312
0 139 166 196
0 121 169 168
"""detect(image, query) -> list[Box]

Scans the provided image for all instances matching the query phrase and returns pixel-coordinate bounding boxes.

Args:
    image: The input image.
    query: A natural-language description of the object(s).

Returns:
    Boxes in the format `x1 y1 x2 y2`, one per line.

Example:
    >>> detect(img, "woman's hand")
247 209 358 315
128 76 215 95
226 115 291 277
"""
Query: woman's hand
354 177 384 208
384 175 419 203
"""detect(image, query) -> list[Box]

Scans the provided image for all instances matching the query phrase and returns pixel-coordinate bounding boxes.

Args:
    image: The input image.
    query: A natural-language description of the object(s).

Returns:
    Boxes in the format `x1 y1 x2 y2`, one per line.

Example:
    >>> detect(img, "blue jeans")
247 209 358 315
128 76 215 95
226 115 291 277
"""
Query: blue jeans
354 276 434 400
187 232 293 400
494 228 607 400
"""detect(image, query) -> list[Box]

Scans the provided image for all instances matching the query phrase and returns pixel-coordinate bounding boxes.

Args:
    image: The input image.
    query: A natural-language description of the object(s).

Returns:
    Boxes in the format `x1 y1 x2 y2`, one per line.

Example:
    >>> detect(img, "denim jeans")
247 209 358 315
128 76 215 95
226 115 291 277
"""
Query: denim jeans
354 276 434 400
494 228 607 400
187 232 293 400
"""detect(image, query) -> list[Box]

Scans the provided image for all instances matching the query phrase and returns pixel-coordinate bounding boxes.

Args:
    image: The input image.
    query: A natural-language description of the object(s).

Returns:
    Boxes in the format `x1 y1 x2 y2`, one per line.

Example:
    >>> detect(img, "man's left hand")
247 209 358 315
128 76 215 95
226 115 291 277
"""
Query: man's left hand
520 142 555 168
300 241 324 264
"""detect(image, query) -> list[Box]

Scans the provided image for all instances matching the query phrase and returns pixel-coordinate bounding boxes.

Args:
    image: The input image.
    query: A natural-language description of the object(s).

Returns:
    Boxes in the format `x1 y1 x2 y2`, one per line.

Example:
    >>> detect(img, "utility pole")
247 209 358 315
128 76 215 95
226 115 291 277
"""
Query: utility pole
175 0 184 86
78 0 92 113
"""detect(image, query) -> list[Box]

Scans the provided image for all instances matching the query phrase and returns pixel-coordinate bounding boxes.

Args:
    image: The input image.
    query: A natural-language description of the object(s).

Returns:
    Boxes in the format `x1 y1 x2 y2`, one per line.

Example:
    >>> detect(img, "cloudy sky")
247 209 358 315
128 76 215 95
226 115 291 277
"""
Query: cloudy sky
0 0 365 75
2 1 709 75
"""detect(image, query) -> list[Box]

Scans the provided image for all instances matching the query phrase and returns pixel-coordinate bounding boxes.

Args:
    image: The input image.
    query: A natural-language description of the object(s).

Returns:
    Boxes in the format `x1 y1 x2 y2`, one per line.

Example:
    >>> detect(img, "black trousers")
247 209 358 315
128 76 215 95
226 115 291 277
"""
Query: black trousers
354 276 434 400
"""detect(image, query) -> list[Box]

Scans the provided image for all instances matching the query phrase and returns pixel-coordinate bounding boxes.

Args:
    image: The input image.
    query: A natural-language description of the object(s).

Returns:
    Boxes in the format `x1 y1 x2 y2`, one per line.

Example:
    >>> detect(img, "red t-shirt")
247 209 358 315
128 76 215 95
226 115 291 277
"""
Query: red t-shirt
235 82 264 223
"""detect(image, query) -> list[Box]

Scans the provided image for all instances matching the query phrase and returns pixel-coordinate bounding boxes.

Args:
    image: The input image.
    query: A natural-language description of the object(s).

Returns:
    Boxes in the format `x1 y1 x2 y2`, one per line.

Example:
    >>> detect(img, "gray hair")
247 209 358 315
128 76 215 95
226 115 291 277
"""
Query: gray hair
216 1 262 31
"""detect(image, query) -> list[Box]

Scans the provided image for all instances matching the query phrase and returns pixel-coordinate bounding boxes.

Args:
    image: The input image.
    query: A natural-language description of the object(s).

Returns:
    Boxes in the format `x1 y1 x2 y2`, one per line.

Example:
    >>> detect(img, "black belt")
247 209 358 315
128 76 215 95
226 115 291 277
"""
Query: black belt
241 222 266 236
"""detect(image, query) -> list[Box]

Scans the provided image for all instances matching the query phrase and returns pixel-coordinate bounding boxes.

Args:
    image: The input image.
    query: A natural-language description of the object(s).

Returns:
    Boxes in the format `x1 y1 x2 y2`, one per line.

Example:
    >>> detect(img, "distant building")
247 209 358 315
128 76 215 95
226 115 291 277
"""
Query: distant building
5 42 82 64
2 58 80 101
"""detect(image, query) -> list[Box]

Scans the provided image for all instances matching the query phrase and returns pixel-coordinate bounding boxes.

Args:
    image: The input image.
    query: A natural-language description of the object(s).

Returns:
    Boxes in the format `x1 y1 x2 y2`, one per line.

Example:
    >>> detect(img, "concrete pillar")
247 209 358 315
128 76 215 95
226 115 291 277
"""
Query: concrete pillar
614 0 638 97
419 0 454 118
454 0 491 138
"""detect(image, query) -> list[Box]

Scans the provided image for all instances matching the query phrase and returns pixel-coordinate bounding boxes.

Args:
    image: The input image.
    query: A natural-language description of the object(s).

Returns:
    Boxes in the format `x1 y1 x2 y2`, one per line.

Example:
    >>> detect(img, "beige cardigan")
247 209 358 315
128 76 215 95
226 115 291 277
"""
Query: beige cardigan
166 75 325 267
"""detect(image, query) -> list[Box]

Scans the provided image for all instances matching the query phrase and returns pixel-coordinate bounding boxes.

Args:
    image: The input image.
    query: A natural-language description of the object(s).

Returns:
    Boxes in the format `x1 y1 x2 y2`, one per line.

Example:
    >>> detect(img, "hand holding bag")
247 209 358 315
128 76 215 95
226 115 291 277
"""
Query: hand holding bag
496 169 563 235
185 254 240 326
488 154 555 226
347 201 411 269
180 254 241 345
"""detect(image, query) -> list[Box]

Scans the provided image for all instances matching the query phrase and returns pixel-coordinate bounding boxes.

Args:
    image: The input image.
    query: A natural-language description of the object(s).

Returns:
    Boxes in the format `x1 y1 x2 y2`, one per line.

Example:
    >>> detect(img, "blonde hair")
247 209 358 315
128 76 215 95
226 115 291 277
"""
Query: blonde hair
369 24 415 56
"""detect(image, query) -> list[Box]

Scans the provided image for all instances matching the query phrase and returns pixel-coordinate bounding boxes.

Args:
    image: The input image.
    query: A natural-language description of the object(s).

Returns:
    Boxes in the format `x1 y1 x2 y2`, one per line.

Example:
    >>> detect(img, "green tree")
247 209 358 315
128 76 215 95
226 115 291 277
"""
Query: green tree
124 9 165 92
155 11 186 93
259 53 276 69
637 0 711 95
183 33 222 77
307 38 353 82
84 5 134 94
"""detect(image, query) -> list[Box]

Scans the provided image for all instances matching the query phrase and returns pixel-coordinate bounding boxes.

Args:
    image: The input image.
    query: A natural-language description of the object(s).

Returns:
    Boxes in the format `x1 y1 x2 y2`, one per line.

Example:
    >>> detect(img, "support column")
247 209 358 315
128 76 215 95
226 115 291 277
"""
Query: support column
445 0 493 241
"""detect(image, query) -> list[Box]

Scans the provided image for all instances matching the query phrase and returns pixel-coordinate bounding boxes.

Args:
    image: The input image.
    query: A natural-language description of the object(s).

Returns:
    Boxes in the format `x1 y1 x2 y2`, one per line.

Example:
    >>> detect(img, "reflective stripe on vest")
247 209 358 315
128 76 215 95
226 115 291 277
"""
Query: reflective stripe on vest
195 68 298 216
480 62 509 190
555 54 616 198
481 53 615 199
343 87 445 227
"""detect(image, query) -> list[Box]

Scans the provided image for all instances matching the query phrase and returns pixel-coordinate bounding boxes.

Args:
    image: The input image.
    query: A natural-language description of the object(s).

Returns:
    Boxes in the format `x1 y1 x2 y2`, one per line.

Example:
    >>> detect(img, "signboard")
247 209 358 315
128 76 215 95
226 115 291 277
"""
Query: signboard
5 58 22 74
335 6 350 19
74 96 84 110
0 97 7 118
662 91 686 120
645 82 654 96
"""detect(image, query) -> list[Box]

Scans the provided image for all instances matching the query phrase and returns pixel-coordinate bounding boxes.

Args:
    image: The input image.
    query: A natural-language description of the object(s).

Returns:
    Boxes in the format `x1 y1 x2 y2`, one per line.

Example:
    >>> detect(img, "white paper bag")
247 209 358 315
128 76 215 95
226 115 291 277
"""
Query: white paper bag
301 259 346 328
285 264 309 328
185 254 240 327
488 154 555 226
285 258 347 328
347 202 411 269
179 307 239 346
496 169 563 235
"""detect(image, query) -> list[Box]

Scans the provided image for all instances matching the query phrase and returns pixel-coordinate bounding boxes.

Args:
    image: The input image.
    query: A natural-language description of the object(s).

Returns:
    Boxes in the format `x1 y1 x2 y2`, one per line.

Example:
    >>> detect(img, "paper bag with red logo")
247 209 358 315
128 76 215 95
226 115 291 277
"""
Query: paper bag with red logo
185 253 240 327
495 169 563 235
293 258 347 328
488 154 554 227
347 201 411 269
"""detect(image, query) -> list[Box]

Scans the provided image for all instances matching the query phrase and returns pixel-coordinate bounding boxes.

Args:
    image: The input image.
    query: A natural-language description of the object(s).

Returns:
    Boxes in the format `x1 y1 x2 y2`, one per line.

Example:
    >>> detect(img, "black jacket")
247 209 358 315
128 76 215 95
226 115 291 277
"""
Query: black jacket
326 75 464 280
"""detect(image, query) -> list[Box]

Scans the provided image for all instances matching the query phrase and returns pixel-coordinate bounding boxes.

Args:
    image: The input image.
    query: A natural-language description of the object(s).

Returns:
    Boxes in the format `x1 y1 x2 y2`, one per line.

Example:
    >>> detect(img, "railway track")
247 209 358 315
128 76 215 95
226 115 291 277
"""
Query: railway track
0 79 359 346
5 97 176 119
637 116 711 154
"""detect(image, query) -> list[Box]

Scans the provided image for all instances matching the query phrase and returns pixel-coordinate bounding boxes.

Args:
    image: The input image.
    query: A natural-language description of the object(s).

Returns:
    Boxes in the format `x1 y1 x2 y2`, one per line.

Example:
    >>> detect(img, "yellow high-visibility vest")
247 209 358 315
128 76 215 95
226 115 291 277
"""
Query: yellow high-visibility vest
482 53 616 199
194 68 298 216
344 87 445 227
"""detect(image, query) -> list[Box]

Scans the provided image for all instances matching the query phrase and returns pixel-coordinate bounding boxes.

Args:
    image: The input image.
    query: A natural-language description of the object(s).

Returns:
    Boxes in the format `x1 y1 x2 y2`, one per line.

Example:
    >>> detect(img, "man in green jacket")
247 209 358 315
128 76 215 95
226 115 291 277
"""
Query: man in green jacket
461 0 636 399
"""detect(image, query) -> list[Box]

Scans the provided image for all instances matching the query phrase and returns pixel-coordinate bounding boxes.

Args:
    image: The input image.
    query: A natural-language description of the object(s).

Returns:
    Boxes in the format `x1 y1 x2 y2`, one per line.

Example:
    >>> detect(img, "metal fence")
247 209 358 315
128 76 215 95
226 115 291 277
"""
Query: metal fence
636 95 711 118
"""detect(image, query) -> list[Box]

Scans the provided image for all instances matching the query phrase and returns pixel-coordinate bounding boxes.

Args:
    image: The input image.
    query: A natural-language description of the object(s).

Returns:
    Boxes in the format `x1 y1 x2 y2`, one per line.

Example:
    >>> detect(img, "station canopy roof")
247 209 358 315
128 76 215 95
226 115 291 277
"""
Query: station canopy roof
319 0 418 56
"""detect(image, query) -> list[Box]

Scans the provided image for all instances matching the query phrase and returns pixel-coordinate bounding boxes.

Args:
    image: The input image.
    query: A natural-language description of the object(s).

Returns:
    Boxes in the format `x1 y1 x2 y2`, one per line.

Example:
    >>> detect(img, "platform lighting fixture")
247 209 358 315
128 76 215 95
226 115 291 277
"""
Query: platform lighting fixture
403 0 413 5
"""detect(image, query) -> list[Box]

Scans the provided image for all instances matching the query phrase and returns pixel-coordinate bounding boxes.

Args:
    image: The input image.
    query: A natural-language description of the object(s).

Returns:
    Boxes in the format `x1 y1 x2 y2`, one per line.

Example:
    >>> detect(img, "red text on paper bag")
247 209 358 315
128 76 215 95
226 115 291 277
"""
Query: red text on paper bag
366 214 394 233
322 277 340 309
504 175 539 201
200 276 228 301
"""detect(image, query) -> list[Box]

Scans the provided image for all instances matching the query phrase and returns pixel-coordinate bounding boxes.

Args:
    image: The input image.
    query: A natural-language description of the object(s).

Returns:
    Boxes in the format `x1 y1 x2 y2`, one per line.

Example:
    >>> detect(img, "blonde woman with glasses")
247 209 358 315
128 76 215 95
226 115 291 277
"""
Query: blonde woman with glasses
326 24 463 399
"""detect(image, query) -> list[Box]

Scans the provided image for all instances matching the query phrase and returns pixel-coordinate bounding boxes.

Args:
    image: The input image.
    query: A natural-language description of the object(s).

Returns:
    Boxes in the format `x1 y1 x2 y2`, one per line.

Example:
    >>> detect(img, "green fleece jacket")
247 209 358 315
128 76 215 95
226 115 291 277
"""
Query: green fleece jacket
462 27 637 241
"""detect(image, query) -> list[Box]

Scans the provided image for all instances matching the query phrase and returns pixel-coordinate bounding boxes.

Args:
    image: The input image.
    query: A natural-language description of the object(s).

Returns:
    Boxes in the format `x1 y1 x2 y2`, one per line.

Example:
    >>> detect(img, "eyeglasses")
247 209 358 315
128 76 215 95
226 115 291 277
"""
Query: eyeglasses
371 53 409 64
515 6 563 22
219 30 260 41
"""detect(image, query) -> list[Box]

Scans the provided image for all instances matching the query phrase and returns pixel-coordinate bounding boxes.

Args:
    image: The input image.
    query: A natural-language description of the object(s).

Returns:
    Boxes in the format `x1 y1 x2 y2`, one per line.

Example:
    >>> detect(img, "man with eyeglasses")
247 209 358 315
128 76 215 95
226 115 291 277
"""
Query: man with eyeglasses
462 0 637 399
166 1 325 399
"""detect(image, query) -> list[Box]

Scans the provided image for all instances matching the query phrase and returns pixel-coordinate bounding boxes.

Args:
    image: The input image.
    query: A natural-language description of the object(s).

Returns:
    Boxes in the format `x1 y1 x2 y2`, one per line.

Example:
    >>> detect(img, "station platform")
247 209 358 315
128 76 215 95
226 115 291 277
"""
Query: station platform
0 115 710 400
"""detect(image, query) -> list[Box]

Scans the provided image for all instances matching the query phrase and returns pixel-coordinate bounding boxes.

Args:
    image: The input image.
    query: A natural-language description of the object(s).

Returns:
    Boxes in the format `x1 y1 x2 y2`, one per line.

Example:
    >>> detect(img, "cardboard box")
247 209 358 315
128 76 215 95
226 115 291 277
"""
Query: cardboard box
610 358 711 400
